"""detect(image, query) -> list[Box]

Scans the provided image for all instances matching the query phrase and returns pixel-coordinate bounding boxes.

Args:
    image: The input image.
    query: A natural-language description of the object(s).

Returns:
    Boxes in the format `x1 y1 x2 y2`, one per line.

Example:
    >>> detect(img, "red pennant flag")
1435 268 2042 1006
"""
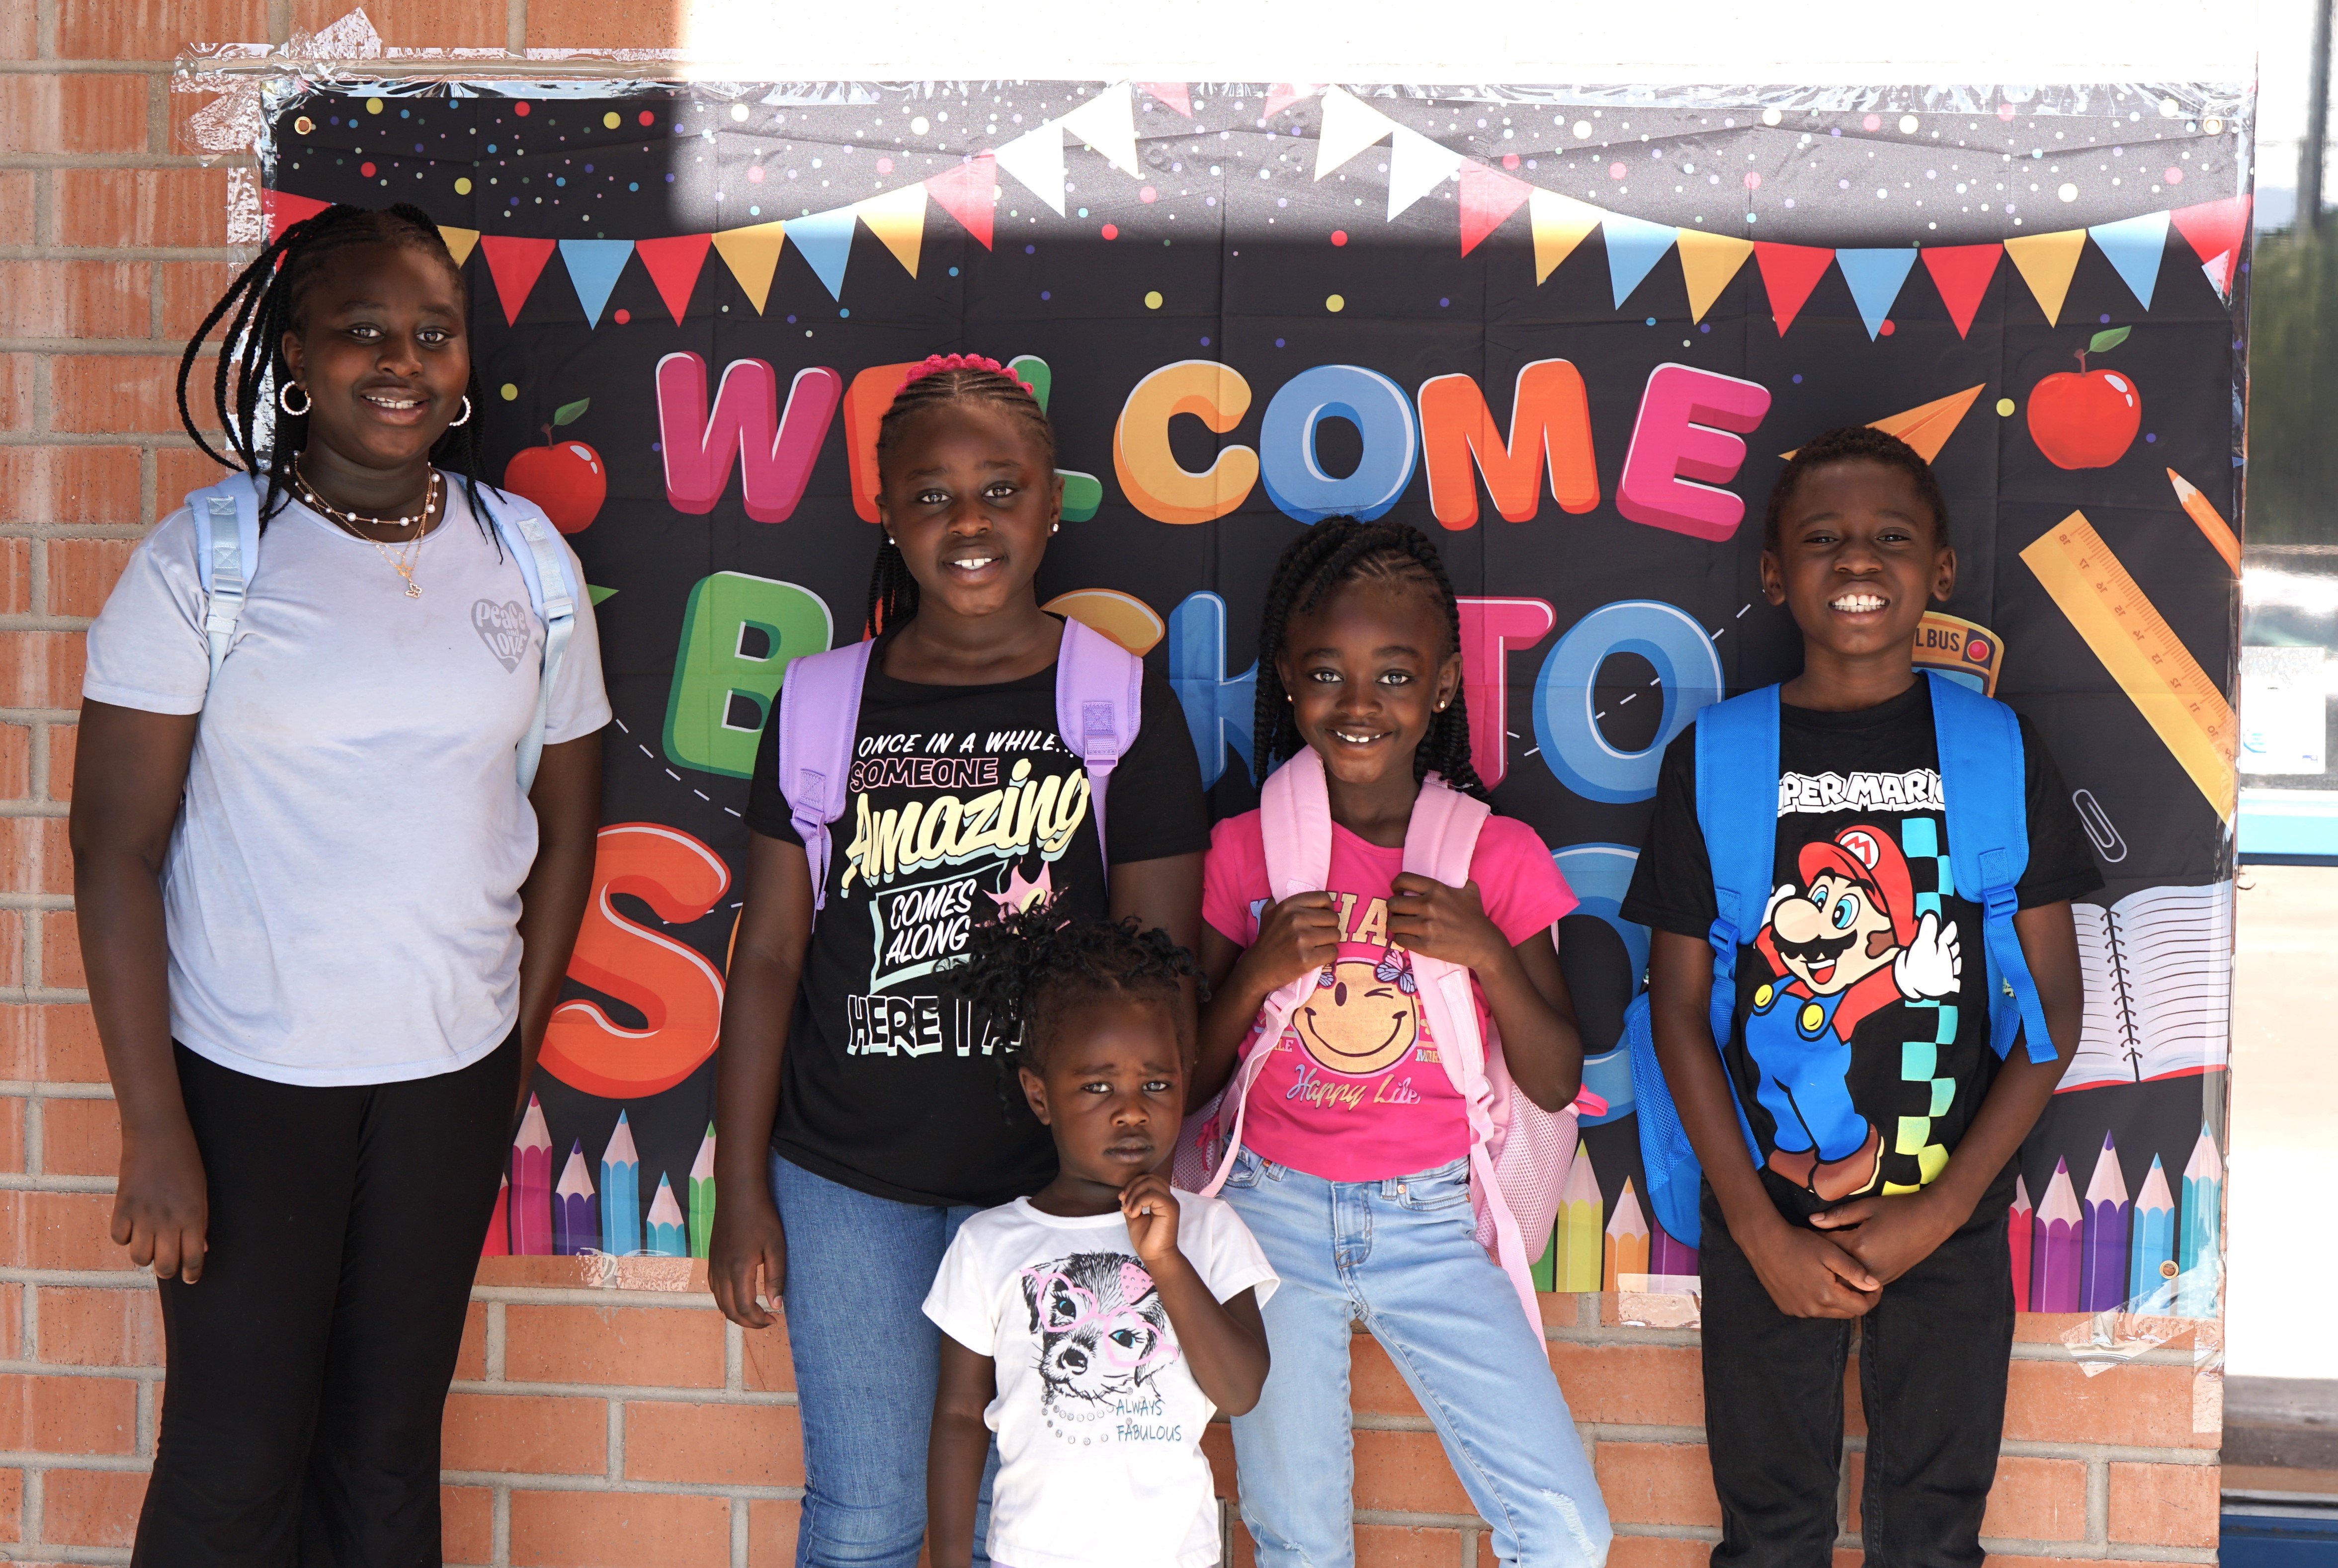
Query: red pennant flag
1457 163 1532 257
635 233 713 325
1920 245 2003 338
263 189 332 245
2170 195 2252 292
1261 83 1322 119
1754 242 1836 335
926 155 999 250
478 236 557 327
1135 82 1191 117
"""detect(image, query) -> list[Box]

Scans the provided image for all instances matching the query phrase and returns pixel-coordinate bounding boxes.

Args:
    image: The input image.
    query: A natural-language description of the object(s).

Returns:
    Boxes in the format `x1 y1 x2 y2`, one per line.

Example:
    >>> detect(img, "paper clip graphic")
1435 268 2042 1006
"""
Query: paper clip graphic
2071 789 2128 862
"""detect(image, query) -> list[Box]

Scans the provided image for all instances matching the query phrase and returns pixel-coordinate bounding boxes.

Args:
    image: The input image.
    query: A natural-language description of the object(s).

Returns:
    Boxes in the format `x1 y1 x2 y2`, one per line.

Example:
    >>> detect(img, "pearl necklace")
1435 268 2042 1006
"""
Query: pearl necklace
294 462 436 600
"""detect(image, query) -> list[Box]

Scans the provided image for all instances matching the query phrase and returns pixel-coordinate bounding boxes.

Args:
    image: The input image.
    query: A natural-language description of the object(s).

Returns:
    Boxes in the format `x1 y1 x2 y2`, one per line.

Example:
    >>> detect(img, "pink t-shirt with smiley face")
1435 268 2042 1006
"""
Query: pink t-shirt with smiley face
1200 809 1577 1183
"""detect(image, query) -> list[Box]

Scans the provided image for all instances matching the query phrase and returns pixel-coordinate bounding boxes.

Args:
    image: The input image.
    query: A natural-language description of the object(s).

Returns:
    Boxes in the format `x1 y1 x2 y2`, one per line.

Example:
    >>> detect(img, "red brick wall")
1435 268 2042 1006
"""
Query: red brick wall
0 5 2223 1563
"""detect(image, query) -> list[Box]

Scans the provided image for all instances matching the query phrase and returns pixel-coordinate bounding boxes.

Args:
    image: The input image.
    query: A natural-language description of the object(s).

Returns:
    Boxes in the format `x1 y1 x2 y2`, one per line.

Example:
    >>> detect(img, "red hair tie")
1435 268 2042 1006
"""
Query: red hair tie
895 352 1034 396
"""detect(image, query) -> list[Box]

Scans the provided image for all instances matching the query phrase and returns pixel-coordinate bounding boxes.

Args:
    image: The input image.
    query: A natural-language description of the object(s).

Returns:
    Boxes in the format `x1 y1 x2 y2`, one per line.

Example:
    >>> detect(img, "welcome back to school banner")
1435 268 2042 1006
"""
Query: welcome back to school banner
261 77 2248 1318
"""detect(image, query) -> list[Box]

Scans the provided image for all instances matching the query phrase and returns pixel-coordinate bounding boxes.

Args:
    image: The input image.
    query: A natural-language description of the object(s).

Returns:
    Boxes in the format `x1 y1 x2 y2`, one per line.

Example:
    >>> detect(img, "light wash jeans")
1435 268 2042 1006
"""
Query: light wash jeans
1222 1150 1612 1568
770 1153 998 1568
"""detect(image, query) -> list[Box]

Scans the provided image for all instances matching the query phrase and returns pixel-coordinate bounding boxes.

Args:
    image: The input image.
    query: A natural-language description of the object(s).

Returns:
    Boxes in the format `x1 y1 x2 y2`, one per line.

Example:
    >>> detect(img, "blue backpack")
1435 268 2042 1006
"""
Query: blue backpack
1627 672 2059 1248
184 472 580 791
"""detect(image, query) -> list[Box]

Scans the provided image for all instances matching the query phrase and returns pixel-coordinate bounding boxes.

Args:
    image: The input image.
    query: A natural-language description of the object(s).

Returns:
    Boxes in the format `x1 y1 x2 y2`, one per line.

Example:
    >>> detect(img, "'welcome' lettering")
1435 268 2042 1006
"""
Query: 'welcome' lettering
656 353 845 521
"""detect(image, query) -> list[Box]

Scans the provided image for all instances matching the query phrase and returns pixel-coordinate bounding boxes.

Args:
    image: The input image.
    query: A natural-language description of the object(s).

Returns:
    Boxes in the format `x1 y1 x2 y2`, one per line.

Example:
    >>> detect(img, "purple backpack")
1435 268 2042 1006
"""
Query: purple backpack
775 616 1144 914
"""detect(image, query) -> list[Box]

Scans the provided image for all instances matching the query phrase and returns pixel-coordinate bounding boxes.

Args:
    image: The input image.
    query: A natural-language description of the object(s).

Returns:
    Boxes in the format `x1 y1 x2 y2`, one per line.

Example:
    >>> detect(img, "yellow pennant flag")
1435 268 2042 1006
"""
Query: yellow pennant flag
438 225 480 268
1675 230 1755 323
1528 188 1602 285
2004 229 2088 326
709 220 788 315
857 183 929 278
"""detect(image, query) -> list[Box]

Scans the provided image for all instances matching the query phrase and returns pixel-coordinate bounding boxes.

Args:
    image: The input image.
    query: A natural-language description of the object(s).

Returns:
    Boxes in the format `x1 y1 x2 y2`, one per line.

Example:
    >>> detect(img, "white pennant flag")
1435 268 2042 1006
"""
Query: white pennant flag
1058 81 1141 178
993 121 1068 215
1386 126 1462 220
1315 85 1396 179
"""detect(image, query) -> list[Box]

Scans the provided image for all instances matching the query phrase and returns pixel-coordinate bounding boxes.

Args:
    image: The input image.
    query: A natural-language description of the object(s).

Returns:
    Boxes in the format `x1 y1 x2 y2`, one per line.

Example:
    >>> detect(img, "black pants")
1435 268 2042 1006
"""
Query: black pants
1697 1179 2016 1568
134 1034 520 1568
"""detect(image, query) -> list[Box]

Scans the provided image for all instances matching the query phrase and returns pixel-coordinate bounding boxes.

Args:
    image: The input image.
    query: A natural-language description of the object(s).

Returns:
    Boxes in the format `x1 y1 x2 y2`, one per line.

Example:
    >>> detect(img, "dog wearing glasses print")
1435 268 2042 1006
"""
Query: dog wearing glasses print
1019 1253 1179 1410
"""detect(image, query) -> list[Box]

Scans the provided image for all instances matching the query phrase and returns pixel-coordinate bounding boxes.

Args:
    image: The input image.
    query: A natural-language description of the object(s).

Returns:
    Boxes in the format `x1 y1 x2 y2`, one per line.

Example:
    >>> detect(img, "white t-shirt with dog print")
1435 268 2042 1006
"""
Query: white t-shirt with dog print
924 1190 1277 1568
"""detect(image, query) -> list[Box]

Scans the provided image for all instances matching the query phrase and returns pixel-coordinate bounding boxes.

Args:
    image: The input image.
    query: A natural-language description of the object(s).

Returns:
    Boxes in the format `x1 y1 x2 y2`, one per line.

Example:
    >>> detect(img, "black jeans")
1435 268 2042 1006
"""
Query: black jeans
134 1034 520 1568
1697 1179 2016 1568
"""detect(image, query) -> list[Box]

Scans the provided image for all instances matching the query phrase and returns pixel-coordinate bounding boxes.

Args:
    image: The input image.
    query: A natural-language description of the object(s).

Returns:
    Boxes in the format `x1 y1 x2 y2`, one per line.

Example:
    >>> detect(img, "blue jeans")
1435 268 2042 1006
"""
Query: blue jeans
771 1154 997 1568
1222 1152 1612 1568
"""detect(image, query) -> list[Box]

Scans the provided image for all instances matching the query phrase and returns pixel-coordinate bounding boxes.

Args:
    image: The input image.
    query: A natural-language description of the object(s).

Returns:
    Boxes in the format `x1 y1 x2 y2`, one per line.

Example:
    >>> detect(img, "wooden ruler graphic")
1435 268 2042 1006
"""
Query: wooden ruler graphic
2020 511 2236 823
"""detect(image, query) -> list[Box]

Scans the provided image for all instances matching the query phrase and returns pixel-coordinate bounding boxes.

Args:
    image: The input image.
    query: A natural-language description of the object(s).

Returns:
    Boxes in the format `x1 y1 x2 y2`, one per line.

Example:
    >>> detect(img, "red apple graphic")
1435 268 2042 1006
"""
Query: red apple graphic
502 397 605 533
2026 327 2142 470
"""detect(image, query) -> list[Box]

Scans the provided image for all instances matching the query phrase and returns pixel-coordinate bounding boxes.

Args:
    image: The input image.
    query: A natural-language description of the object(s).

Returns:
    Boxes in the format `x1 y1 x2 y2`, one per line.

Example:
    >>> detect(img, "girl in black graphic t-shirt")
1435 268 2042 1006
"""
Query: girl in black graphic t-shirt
710 355 1209 1568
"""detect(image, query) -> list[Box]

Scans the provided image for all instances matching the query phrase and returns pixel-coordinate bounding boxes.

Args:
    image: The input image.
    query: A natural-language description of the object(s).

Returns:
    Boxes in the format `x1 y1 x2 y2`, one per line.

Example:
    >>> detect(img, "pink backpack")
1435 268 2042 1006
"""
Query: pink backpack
1174 747 1600 1330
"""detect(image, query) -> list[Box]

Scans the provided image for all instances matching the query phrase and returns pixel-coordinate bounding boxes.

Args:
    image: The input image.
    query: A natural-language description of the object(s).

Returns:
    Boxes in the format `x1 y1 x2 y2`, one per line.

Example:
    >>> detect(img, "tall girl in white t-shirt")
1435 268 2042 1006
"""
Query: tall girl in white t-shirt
71 203 608 1562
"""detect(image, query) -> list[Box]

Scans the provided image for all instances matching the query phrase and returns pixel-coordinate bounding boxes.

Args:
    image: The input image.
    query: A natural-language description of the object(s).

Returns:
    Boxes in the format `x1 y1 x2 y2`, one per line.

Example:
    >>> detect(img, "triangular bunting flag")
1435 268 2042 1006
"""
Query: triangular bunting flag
1457 162 1532 256
787 205 858 298
438 225 481 269
1675 230 1754 322
993 121 1067 215
479 236 557 327
558 239 633 327
1835 248 1918 339
2170 196 2251 299
264 189 331 244
1388 127 1463 220
1316 85 1396 179
1134 82 1191 117
925 155 998 249
1601 212 1678 308
1528 188 1601 284
634 233 712 325
2004 229 2088 326
1920 244 2001 337
1754 242 1834 334
2088 210 2171 310
1262 83 1323 119
1782 383 1985 463
710 220 787 313
857 182 928 277
1058 82 1140 178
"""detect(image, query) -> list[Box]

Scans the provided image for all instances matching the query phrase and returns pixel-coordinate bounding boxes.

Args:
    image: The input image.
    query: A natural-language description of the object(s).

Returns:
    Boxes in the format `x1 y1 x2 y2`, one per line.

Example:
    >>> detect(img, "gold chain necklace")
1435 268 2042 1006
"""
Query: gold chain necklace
294 463 436 600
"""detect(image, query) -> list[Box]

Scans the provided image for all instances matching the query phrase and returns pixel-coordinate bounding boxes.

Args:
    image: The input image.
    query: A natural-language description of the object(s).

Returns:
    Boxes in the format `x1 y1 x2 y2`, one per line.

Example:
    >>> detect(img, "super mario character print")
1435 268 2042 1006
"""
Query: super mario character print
1019 1253 1185 1446
1746 824 1962 1201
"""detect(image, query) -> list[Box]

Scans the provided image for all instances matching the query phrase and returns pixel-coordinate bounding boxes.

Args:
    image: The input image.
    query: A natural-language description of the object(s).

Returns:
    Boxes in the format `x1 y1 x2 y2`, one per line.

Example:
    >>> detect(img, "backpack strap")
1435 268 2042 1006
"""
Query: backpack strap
1054 616 1144 876
776 639 874 915
1927 672 2057 1065
186 474 261 686
476 486 578 793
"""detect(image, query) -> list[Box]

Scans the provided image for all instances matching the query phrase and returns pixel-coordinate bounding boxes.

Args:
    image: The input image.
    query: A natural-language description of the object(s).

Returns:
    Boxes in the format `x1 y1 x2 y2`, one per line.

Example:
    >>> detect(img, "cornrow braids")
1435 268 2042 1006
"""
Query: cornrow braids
1761 424 1950 554
1249 517 1487 798
175 200 494 538
954 901 1205 1122
862 356 1059 637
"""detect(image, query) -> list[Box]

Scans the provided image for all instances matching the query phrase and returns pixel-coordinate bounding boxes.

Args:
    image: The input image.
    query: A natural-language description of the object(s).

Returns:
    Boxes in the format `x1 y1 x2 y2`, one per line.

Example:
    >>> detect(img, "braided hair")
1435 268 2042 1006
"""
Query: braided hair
954 902 1205 1120
862 353 1059 637
1250 518 1486 798
176 201 493 532
1761 424 1949 553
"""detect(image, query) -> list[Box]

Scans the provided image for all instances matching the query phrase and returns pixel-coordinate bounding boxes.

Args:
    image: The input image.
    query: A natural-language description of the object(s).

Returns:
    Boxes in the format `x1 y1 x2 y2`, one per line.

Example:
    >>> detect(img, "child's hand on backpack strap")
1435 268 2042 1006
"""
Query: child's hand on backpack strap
1808 1188 1960 1287
1743 1220 1883 1318
1240 891 1345 995
1386 874 1508 973
1120 1172 1183 1269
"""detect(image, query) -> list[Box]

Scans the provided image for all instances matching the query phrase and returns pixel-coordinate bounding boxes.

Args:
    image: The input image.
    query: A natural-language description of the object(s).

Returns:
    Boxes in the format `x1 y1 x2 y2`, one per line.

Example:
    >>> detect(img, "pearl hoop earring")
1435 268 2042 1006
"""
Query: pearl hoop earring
278 382 311 417
447 395 472 427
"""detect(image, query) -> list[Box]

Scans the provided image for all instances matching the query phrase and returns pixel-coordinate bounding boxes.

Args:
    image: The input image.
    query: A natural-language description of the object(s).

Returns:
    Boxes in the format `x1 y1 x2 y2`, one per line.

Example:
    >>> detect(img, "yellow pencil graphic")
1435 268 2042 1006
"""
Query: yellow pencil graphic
1555 1142 1604 1293
2166 469 2241 571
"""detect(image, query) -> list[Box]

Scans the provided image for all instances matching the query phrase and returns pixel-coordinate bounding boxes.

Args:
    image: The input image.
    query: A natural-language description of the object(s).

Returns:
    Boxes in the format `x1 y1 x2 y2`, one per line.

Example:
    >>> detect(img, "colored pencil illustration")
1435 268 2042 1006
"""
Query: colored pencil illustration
2080 1132 2131 1313
2008 1174 2033 1313
1648 1212 1697 1281
510 1094 554 1256
2166 468 2241 570
554 1140 599 1257
1603 1176 1650 1293
1554 1141 1603 1293
646 1173 688 1258
688 1123 716 1261
600 1111 641 1257
2178 1123 2222 1316
482 1174 510 1257
2129 1154 2178 1308
2032 1157 2084 1313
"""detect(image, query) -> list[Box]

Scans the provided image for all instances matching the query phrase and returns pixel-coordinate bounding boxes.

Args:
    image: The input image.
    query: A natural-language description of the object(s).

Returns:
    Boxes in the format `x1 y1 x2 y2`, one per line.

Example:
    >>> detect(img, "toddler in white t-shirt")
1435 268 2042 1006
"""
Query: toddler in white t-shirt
923 908 1276 1568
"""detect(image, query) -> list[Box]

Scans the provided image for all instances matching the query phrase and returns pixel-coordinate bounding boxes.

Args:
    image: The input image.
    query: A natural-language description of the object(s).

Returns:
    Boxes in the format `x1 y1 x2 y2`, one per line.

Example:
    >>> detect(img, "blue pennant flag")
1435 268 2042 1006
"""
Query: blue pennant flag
558 240 634 327
788 207 858 300
1602 213 1679 309
2088 212 2172 311
1836 248 1919 339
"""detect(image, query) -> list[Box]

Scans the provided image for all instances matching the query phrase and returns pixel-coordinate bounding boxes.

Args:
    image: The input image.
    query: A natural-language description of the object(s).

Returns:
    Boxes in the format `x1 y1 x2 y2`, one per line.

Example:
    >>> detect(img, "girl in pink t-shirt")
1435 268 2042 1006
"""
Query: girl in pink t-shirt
1193 519 1611 1568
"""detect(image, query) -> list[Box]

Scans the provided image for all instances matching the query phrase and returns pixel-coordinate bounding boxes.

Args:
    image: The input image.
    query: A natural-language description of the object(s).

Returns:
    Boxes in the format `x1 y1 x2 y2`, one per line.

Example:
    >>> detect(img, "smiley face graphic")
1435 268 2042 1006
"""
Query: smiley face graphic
1294 957 1422 1076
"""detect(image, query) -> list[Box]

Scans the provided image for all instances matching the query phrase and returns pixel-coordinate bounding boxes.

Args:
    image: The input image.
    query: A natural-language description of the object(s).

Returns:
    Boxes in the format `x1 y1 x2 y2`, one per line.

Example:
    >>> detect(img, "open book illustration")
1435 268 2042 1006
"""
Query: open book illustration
2060 882 2232 1091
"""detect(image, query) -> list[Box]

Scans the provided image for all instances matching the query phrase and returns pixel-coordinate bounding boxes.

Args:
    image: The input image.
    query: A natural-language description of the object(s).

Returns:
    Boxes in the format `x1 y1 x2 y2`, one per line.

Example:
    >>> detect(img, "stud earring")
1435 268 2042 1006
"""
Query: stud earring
278 381 311 416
